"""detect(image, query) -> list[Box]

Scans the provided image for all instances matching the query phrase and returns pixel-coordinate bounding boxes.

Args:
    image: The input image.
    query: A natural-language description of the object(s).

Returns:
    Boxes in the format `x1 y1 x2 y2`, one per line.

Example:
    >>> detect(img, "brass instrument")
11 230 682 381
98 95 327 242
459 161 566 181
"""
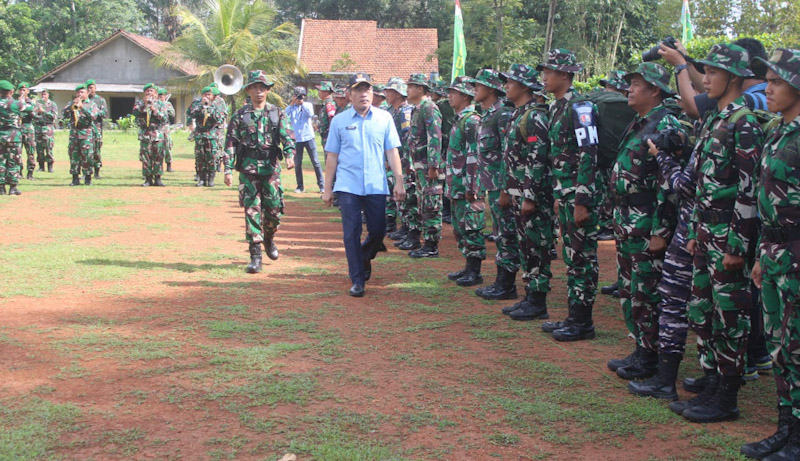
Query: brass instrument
214 65 243 95
72 101 80 127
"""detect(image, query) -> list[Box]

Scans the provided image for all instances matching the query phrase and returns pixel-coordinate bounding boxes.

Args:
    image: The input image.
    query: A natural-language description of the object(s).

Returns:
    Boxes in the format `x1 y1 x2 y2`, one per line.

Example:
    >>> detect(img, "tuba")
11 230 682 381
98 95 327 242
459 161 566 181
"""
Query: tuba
214 65 243 95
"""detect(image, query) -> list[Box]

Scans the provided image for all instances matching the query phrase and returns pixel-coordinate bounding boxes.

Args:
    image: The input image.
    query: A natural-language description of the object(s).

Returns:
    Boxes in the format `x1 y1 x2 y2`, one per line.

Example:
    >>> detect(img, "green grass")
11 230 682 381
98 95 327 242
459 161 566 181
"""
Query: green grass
0 397 82 460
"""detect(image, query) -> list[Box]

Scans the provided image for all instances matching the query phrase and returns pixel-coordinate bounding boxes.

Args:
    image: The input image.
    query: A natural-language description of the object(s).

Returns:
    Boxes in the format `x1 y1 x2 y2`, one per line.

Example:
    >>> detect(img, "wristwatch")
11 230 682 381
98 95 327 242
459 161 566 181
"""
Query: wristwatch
675 64 688 76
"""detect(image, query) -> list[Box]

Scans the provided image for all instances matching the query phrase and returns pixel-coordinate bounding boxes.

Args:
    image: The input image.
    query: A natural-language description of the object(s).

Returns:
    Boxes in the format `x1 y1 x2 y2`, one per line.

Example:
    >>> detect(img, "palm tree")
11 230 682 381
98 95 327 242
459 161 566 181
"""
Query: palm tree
154 0 301 107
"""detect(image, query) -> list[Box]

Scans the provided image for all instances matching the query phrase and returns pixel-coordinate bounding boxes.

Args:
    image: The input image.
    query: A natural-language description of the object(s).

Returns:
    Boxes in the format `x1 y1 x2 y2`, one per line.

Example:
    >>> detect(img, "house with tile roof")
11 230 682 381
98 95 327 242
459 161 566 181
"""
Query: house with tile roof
33 29 200 125
296 19 439 93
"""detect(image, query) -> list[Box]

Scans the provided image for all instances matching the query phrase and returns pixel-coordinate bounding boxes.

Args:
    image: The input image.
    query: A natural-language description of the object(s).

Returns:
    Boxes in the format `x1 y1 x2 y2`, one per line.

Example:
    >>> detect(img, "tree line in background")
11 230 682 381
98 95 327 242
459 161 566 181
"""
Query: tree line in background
1 0 799 87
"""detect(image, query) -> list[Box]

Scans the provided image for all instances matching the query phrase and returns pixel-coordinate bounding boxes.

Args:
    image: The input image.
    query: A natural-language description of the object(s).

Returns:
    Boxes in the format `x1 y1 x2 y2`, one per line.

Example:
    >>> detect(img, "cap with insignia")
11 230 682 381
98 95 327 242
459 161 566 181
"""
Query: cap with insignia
143 83 156 91
75 83 87 91
157 88 168 95
85 79 96 86
348 72 371 88
18 82 30 89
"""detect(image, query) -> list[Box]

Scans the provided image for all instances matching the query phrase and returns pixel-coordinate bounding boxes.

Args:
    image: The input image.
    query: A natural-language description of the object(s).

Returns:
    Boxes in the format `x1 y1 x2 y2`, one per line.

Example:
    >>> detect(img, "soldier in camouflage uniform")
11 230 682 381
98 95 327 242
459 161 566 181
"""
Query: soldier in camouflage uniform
443 76 485 286
738 49 800 460
33 89 57 173
16 83 36 180
372 84 390 110
605 63 688 381
316 81 337 149
211 85 228 173
0 80 28 195
494 64 556 321
132 83 170 187
385 78 416 242
405 73 444 257
473 69 519 301
333 87 350 114
223 70 296 273
669 44 763 424
158 88 176 173
62 84 98 186
190 86 225 187
432 80 455 225
538 49 600 341
596 70 630 243
86 79 107 178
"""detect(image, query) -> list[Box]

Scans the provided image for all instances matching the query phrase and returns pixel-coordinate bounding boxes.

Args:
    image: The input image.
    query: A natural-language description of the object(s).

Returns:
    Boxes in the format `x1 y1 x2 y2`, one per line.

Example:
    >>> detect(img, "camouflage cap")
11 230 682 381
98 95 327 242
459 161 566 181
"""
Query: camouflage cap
449 75 475 97
501 64 542 90
693 43 755 78
385 77 408 97
0 80 14 91
752 48 800 92
407 73 431 89
316 80 334 92
473 68 506 93
624 62 675 95
599 70 629 91
244 70 275 89
536 48 583 73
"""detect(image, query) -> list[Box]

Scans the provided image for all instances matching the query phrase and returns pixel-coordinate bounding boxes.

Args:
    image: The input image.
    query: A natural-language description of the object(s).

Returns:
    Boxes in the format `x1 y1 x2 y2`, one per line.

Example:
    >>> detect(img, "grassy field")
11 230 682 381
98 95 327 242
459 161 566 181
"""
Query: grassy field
0 129 776 460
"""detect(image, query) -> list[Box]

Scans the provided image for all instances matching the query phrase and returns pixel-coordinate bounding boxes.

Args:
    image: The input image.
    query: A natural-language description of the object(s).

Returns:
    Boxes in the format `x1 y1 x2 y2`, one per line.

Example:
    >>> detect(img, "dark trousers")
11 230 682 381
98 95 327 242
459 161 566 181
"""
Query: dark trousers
294 140 324 190
338 192 386 285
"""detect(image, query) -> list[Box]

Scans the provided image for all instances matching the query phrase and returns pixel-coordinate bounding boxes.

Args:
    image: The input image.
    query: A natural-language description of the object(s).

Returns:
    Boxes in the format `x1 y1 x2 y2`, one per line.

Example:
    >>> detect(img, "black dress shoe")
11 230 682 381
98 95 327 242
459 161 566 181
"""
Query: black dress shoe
349 284 365 297
364 257 372 281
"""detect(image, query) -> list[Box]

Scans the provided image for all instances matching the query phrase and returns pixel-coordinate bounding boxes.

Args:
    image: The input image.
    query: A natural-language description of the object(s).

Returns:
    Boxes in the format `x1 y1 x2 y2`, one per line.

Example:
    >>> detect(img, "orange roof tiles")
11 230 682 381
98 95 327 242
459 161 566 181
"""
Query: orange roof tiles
298 19 439 85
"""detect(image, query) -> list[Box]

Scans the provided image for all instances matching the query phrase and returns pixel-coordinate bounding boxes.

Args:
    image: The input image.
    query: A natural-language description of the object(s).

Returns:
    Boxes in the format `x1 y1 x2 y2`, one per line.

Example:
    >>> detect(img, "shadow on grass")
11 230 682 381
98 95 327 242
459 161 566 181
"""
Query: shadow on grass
78 258 241 273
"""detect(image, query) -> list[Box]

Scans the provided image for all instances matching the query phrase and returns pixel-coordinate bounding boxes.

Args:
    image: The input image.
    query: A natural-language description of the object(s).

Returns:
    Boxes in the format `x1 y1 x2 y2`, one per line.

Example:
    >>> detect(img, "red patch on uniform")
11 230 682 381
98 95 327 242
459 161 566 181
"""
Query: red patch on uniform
527 136 537 143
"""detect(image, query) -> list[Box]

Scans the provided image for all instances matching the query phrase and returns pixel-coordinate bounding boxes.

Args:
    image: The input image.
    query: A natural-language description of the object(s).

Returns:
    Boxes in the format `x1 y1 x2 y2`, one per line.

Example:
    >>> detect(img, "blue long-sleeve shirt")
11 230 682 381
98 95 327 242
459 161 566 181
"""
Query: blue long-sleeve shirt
285 101 315 143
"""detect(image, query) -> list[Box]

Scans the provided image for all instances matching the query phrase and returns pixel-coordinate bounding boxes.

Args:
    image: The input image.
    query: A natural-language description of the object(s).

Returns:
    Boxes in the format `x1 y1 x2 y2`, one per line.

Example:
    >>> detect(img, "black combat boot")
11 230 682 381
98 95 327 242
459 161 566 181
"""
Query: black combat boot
0 185 6 195
71 174 81 186
741 406 792 459
385 215 397 234
26 170 33 180
542 317 574 333
47 162 53 172
154 175 165 187
509 290 549 321
389 225 408 241
207 172 215 187
608 346 642 372
8 185 21 195
669 371 719 415
94 166 101 179
764 416 800 461
617 348 658 380
166 162 173 172
478 267 518 301
683 375 708 393
142 176 152 187
245 242 262 273
196 172 205 187
397 230 421 251
84 174 92 186
409 241 438 258
628 352 682 401
38 161 44 172
447 261 469 281
264 237 279 260
551 304 595 342
682 375 741 423
456 257 483 287
601 282 619 295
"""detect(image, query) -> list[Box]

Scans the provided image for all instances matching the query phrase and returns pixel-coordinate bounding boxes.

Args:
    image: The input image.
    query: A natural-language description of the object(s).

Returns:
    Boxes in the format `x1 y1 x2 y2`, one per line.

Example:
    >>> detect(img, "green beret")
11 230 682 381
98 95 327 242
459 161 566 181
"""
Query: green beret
85 79 96 86
143 83 156 91
210 82 218 88
18 82 30 89
201 86 212 94
74 84 87 91
0 80 14 91
211 88 221 95
157 88 167 95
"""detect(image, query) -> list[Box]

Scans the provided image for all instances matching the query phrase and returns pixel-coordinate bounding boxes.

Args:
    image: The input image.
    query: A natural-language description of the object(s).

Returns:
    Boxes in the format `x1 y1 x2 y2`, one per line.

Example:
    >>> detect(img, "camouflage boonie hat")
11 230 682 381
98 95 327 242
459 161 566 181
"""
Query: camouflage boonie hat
693 43 755 78
244 70 275 89
449 75 475 97
599 70 629 91
373 84 385 96
316 80 334 92
385 77 408 97
501 64 542 90
624 62 675 95
333 85 347 97
408 73 431 89
473 68 505 93
537 48 583 73
752 48 800 92
434 80 451 96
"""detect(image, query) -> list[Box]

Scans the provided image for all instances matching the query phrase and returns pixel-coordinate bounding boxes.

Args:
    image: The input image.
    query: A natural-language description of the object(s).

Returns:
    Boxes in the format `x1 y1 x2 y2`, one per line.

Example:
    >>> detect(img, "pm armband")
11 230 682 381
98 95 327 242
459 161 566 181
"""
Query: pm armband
571 101 599 147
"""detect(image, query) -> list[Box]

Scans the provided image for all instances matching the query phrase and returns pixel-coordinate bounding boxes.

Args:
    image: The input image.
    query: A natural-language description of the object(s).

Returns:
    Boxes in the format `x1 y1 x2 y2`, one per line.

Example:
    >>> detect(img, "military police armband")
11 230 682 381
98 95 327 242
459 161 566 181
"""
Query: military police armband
571 101 599 147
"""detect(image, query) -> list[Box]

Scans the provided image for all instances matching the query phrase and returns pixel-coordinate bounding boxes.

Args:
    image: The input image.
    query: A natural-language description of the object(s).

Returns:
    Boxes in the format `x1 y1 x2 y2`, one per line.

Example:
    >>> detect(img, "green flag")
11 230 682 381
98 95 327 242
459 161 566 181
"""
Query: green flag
451 0 466 83
681 0 694 44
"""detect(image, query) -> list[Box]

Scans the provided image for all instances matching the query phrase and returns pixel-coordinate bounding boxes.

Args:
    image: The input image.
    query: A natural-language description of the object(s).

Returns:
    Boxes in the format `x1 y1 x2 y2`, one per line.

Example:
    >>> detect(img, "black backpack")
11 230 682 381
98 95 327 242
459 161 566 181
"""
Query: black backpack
586 91 637 169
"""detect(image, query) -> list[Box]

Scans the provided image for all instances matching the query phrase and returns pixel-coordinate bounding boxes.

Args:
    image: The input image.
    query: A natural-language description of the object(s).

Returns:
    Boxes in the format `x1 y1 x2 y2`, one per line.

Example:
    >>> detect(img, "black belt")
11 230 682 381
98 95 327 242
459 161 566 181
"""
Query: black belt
762 226 800 244
697 209 733 226
614 191 657 208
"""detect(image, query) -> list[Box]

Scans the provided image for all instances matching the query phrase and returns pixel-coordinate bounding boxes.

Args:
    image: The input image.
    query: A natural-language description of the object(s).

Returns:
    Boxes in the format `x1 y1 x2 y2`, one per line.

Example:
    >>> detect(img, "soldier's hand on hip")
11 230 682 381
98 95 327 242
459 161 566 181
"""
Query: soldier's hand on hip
521 198 536 217
286 157 295 170
574 205 589 227
686 239 696 255
393 183 406 202
322 189 333 207
751 261 763 289
498 191 512 209
224 173 232 187
426 167 438 181
723 253 745 272
649 235 667 254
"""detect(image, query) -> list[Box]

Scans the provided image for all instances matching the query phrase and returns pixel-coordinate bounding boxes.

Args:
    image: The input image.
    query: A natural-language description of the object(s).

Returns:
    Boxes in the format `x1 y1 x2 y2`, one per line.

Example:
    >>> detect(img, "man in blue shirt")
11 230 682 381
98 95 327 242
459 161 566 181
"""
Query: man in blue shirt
322 72 406 297
286 86 324 193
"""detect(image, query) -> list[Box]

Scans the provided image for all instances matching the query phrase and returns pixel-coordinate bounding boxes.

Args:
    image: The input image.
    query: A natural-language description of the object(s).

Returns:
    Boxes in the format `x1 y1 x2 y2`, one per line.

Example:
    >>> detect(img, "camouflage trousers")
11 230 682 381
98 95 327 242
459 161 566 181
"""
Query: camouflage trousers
69 135 95 176
0 141 21 185
194 137 217 174
488 189 520 272
596 167 614 232
414 170 443 244
164 132 173 164
139 139 165 178
386 171 398 220
615 232 664 352
689 221 751 377
451 198 486 260
761 247 800 418
557 193 599 312
240 170 284 244
512 196 555 293
401 173 420 232
21 125 35 173
93 125 103 168
656 221 692 355
35 126 55 164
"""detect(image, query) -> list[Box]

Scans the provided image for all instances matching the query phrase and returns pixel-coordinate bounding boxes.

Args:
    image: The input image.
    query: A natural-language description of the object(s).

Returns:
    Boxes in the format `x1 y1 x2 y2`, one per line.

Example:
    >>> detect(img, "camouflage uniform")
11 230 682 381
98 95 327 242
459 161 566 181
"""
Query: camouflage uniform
0 83 25 192
190 90 226 183
212 90 228 170
316 81 337 147
87 90 107 172
19 95 36 177
386 78 416 236
538 49 599 338
132 89 170 182
162 96 176 168
62 92 98 180
187 98 202 173
407 73 443 248
33 98 58 169
223 71 295 248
